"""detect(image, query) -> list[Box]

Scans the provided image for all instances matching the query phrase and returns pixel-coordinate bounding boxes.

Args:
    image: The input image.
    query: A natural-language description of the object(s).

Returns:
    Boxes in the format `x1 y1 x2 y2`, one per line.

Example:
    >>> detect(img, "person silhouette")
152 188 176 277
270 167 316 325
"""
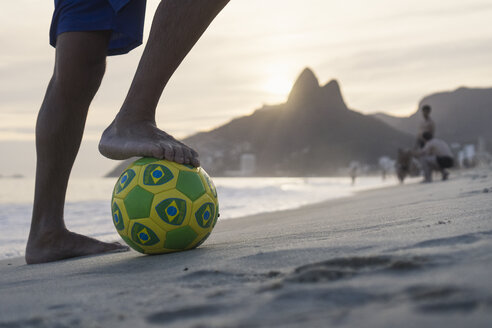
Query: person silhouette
416 104 435 149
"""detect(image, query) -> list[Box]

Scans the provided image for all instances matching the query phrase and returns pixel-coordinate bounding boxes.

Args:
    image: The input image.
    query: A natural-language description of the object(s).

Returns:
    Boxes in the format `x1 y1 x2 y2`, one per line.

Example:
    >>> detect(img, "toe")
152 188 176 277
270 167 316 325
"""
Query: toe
178 141 198 158
188 147 201 167
191 157 201 167
182 148 193 165
162 143 175 162
112 244 130 252
150 143 165 159
177 142 199 167
174 145 185 164
109 241 130 251
190 148 199 158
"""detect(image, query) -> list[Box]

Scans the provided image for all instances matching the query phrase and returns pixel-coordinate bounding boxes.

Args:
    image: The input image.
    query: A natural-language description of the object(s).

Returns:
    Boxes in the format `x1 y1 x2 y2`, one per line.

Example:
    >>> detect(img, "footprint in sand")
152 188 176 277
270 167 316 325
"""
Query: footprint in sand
146 305 222 325
405 284 492 314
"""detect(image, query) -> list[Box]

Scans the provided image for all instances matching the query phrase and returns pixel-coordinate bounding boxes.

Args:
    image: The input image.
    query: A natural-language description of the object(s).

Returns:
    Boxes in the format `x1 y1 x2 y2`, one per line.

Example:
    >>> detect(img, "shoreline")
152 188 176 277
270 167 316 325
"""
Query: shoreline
0 180 399 265
1 168 491 327
0 175 400 261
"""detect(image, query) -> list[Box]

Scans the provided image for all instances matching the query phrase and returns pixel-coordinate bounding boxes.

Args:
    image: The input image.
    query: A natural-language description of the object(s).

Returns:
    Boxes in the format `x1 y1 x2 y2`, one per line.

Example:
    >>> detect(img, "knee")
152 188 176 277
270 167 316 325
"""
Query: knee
82 57 107 87
53 56 107 98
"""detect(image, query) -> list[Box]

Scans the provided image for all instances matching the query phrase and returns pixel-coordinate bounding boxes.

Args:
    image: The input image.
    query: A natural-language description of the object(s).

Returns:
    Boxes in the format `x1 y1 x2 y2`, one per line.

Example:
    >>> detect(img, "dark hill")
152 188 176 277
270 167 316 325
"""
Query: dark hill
182 68 413 176
373 87 492 145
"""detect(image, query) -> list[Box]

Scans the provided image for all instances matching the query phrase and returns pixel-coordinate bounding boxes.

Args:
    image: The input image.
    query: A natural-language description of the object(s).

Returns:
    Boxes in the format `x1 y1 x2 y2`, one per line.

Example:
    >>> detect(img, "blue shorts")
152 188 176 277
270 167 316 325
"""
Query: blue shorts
50 0 147 56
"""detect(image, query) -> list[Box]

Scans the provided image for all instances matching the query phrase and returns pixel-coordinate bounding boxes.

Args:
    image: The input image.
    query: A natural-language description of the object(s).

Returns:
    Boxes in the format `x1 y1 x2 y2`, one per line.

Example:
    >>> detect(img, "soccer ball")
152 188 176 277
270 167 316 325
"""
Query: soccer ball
111 157 219 254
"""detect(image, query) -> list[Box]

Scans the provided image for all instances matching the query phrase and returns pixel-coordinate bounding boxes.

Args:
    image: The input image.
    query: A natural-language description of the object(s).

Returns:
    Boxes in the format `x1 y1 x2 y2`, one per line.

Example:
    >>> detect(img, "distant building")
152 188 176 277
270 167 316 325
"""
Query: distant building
378 156 395 180
462 144 476 168
240 154 256 176
224 153 257 176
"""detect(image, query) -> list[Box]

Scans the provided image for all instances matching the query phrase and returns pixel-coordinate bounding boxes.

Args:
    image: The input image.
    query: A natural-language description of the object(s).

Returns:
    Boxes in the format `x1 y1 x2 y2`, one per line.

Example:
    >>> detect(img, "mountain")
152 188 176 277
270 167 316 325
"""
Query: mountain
182 68 413 176
107 68 414 177
373 87 492 145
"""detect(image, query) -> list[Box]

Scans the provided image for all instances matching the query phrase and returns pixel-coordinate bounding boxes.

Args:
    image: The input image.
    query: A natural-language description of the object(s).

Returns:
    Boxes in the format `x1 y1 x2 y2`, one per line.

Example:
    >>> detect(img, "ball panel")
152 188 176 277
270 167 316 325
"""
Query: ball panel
111 198 130 235
189 194 217 235
121 235 145 253
138 162 179 194
132 157 160 166
198 168 218 199
144 248 175 254
154 198 186 225
131 222 160 246
150 189 192 231
127 218 167 252
123 186 155 219
213 203 219 228
188 232 211 250
176 171 206 201
195 202 215 229
113 166 141 199
164 226 198 250
166 161 198 173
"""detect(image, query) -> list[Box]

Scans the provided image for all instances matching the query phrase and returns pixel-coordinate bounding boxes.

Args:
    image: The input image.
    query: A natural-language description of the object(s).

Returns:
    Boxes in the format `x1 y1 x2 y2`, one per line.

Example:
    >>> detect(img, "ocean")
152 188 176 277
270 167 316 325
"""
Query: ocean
0 176 398 260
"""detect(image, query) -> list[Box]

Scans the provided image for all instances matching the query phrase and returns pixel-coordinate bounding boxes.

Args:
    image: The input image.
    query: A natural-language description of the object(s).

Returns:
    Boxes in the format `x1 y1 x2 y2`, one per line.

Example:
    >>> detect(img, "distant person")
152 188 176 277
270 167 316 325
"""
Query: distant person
381 167 387 181
26 0 229 264
416 104 435 149
349 162 358 185
395 148 421 183
378 156 392 181
416 132 454 183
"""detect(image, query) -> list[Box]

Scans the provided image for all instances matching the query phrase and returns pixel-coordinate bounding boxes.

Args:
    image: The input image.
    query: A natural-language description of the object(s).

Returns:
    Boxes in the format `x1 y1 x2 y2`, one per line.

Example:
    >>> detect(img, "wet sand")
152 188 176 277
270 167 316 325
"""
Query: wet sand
1 169 491 328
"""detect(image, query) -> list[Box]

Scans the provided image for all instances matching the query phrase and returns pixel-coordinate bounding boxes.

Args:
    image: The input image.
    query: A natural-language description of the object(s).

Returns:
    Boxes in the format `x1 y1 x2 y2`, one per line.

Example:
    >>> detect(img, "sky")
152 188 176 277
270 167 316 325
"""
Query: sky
1 0 492 177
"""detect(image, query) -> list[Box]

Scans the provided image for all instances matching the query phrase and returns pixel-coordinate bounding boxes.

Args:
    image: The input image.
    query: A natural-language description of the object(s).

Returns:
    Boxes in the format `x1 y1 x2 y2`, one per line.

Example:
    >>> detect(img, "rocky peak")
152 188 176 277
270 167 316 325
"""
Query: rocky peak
320 79 347 110
287 67 320 104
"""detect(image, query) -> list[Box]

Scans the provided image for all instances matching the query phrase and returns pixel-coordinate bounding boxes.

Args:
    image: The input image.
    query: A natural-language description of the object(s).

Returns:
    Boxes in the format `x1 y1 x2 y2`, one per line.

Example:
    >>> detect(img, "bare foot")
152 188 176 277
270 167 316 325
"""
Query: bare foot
99 119 200 167
25 229 129 264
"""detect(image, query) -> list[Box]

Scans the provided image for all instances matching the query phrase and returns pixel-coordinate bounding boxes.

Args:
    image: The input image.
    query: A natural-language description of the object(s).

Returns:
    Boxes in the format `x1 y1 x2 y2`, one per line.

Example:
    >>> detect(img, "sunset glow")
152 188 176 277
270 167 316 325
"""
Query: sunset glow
262 76 293 97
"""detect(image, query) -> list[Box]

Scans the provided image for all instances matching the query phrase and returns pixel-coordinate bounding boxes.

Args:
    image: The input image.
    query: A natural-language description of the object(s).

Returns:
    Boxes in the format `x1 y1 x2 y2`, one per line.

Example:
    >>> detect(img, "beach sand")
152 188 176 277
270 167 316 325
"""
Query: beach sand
1 169 491 328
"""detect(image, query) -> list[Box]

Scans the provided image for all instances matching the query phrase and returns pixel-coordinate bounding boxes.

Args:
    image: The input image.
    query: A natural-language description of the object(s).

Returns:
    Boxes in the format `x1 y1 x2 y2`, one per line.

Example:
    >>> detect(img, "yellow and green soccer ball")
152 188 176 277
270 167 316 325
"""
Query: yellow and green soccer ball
111 157 219 254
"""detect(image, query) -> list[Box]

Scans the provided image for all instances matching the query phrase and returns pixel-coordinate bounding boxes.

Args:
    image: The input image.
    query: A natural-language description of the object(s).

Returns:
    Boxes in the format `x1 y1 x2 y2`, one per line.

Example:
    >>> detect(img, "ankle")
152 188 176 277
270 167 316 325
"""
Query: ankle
27 227 68 246
116 100 157 124
114 112 156 127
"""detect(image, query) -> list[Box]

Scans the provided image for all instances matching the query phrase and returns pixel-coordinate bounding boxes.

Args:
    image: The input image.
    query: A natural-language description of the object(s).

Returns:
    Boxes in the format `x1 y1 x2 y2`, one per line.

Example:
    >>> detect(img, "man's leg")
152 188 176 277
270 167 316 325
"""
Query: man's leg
441 169 449 181
420 155 439 183
437 156 453 181
26 31 128 264
99 0 230 166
